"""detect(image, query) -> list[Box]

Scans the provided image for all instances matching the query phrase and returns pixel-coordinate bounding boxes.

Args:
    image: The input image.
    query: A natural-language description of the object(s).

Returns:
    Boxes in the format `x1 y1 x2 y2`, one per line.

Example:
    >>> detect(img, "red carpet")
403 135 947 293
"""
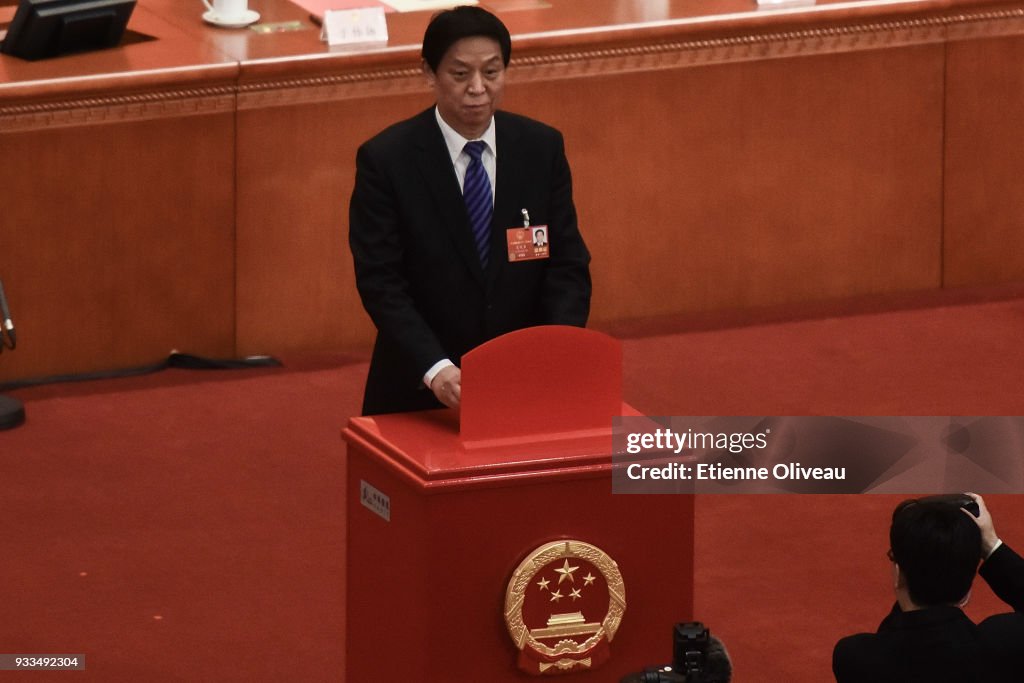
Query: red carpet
620 296 1024 681
1 358 364 682
3 296 1024 681
621 296 1024 416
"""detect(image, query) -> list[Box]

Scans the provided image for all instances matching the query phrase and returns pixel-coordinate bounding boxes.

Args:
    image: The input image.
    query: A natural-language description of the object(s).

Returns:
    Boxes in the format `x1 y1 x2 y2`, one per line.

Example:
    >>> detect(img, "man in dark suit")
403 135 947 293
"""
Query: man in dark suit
833 493 1024 682
349 7 591 415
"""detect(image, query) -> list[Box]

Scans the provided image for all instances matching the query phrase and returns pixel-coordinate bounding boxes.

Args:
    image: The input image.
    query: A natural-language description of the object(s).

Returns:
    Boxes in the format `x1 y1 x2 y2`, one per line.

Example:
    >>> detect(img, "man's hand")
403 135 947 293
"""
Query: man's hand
430 365 462 409
965 492 1001 558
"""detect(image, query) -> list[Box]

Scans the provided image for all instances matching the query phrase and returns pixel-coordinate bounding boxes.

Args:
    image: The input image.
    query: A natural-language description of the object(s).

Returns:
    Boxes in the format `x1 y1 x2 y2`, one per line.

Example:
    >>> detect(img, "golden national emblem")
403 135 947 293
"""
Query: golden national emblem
505 539 626 676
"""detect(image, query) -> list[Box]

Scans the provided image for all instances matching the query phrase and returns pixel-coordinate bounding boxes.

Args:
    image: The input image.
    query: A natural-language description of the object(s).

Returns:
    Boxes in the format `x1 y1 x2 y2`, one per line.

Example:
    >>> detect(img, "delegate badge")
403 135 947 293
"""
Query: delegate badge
507 225 550 262
504 540 626 676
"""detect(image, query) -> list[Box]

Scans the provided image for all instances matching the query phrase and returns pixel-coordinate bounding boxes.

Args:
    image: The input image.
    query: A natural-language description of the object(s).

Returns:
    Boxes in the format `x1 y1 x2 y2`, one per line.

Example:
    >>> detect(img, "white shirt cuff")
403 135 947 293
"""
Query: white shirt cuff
423 359 455 388
985 539 1003 560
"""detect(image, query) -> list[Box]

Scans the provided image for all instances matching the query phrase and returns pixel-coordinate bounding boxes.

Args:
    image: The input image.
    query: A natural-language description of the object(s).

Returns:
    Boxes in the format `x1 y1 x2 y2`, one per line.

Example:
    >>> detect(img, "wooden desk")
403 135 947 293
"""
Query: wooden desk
1 2 241 380
2 0 1023 380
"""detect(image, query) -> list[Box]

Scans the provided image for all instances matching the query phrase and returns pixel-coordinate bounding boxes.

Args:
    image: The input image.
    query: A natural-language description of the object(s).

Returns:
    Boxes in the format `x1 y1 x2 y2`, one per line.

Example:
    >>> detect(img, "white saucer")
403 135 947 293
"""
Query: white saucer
202 9 260 28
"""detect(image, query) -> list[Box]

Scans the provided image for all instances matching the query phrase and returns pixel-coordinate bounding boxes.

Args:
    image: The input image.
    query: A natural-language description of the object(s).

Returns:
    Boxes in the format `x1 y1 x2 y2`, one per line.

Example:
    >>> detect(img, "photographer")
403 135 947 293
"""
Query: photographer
833 493 1024 682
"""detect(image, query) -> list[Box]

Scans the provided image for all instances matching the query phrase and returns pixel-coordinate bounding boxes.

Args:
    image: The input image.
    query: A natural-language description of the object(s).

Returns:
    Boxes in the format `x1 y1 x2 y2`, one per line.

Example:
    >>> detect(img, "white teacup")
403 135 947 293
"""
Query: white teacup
203 0 249 21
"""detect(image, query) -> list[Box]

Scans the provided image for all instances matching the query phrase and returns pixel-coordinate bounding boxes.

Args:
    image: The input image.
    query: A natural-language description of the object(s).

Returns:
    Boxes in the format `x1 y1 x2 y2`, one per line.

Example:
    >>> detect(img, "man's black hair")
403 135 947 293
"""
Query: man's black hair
421 6 512 72
890 498 982 607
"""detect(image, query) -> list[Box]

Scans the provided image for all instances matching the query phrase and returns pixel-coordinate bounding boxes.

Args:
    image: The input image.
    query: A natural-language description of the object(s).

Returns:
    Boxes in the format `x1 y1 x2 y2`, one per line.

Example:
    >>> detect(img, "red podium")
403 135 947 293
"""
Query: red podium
342 327 694 681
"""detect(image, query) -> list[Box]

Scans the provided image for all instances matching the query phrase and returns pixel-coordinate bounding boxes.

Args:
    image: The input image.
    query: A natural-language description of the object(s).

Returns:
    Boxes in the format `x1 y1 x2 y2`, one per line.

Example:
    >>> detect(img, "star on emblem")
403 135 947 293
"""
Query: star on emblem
537 577 550 591
554 559 579 585
570 588 582 601
550 590 563 602
583 572 596 586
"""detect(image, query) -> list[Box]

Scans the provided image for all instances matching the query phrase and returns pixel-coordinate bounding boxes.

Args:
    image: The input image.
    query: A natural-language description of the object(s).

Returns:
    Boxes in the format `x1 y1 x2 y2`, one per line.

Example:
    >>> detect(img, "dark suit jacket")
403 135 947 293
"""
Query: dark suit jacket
349 108 591 415
832 543 1024 682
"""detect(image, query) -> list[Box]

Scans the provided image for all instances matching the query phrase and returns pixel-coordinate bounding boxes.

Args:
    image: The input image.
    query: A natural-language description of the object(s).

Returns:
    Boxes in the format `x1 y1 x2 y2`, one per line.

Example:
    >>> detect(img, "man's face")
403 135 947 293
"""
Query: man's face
425 36 506 139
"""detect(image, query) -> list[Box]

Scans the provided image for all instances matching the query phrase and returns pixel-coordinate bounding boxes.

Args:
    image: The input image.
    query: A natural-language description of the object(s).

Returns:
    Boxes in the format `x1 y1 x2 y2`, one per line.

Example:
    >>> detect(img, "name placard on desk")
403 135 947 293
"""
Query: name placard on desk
321 7 388 48
383 0 476 9
756 0 816 8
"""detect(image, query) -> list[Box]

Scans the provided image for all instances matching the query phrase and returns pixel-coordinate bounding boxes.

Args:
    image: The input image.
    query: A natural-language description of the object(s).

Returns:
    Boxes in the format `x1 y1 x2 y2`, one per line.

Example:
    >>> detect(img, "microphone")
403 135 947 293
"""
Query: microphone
0 278 15 350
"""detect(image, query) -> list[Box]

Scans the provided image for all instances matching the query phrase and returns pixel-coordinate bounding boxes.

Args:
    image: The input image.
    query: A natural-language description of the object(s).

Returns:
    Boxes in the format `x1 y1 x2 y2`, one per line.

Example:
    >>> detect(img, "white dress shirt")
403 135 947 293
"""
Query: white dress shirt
424 108 499 387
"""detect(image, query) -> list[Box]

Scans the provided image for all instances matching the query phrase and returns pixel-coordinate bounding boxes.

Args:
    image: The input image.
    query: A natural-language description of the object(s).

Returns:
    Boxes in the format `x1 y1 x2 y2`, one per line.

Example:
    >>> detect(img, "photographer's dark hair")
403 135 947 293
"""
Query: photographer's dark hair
421 6 512 72
890 498 982 607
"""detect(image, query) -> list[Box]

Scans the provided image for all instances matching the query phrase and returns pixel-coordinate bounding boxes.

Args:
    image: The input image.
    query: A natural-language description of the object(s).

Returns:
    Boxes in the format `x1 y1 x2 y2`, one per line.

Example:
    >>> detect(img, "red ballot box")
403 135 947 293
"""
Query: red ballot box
343 326 694 681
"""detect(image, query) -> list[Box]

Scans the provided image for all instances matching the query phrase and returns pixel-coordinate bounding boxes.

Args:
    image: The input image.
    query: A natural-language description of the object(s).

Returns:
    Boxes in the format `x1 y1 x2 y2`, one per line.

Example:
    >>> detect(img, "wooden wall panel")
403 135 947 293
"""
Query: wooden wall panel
235 92 431 355
944 34 1024 286
0 114 236 380
234 43 947 353
493 45 945 325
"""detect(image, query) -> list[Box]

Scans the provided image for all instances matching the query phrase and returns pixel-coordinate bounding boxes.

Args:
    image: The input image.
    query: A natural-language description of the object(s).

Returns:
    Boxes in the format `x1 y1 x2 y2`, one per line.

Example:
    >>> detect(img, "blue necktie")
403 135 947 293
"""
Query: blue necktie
463 141 492 269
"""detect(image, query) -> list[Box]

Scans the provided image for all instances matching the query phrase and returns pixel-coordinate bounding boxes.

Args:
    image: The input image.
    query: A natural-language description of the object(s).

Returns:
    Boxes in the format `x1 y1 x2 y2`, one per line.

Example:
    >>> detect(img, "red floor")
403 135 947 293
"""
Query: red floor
3 295 1024 681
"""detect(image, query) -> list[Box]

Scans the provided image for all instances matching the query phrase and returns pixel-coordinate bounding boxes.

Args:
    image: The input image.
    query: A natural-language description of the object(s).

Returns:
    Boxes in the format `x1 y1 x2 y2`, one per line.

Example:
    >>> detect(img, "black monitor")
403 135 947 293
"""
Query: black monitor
1 0 136 61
